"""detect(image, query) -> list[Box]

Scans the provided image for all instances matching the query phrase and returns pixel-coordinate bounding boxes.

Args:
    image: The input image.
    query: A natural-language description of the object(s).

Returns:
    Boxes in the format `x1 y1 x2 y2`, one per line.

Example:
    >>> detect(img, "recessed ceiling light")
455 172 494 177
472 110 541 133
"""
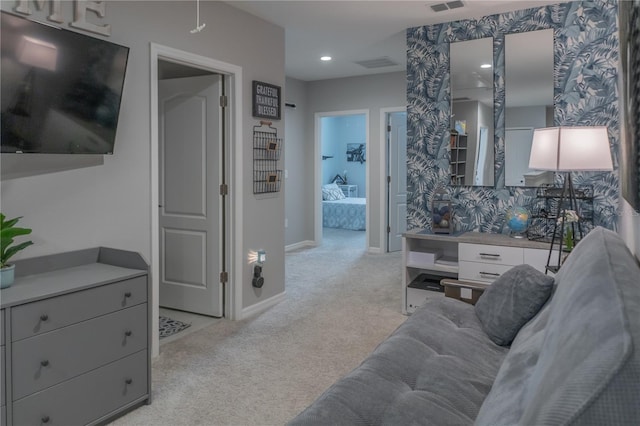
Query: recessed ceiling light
480 63 492 69
320 56 332 61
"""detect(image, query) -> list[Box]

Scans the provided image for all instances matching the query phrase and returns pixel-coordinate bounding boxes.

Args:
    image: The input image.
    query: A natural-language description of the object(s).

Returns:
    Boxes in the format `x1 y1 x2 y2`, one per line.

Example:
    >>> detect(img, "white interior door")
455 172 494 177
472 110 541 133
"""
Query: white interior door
505 127 534 186
387 111 407 252
159 74 223 317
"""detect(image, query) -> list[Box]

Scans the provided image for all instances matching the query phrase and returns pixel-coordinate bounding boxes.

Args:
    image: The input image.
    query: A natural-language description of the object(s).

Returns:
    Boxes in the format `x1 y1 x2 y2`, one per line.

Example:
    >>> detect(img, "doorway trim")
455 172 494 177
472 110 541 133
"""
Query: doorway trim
150 43 243 357
380 106 407 253
314 109 370 248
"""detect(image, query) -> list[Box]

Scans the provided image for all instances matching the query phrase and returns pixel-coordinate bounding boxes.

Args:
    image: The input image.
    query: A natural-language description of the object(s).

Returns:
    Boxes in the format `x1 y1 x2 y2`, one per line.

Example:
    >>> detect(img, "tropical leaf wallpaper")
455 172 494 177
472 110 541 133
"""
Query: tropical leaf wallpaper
406 0 620 235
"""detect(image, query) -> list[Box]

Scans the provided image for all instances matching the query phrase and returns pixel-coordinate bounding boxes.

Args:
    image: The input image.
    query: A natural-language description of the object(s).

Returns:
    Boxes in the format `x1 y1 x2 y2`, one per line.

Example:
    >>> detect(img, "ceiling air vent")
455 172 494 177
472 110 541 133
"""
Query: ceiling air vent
354 57 398 69
430 1 464 12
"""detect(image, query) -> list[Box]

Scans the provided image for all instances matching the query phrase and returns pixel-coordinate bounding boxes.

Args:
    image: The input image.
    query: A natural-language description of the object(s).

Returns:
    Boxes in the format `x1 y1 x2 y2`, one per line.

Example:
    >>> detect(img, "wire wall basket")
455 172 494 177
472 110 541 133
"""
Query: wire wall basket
253 121 282 194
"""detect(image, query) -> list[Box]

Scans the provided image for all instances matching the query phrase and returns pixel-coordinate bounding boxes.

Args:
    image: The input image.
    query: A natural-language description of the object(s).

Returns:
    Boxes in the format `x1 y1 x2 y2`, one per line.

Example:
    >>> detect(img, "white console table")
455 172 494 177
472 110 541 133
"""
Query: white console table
402 230 556 314
338 184 358 198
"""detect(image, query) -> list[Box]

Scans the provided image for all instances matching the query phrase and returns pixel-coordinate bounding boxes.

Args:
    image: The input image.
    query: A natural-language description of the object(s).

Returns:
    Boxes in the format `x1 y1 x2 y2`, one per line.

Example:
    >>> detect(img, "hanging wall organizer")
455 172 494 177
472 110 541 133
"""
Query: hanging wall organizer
253 121 282 194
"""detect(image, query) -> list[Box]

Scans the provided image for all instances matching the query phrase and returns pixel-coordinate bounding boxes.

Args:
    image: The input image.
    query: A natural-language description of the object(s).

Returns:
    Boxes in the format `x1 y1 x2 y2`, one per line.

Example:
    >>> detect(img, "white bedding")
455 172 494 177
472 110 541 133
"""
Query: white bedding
322 197 366 231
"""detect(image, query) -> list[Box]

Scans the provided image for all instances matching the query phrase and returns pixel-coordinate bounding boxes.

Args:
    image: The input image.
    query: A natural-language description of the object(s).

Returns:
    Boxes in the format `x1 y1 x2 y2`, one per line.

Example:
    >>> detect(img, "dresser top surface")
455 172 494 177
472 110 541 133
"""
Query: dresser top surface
404 229 551 250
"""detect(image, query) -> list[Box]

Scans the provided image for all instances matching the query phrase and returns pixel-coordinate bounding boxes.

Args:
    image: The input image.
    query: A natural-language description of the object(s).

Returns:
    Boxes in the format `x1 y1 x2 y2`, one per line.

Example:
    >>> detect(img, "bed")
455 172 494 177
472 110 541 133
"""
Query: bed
322 197 366 231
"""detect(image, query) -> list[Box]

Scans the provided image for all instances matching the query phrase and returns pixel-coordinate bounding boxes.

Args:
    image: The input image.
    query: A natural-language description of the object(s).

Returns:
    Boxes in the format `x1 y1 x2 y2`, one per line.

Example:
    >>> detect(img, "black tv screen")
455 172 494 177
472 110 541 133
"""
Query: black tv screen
1 11 129 154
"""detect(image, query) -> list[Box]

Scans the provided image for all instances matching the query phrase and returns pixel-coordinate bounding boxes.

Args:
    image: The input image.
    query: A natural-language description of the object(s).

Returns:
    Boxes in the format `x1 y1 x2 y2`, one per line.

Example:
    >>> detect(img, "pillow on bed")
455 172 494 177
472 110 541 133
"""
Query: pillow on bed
322 183 346 201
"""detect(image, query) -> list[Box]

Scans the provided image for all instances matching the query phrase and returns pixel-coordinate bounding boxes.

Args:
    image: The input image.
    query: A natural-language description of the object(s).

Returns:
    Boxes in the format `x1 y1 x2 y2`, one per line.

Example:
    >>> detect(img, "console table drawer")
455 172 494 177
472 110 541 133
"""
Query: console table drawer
11 276 147 341
12 349 147 426
459 261 514 283
459 243 523 265
12 303 147 400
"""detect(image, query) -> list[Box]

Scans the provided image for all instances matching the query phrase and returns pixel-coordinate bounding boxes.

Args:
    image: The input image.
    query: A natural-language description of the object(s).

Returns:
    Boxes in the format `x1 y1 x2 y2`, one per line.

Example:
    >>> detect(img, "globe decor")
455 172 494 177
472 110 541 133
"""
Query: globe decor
432 187 453 234
505 206 530 239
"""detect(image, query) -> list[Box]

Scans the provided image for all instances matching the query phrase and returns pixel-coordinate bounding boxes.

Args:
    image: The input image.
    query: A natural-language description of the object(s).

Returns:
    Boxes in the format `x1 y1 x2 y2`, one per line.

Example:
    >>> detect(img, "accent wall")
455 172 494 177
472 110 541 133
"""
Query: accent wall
406 0 620 234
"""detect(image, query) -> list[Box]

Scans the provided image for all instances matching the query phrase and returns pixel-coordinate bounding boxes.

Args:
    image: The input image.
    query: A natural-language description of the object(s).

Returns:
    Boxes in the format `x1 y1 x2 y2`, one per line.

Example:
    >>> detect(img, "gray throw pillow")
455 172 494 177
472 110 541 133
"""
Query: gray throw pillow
475 264 554 346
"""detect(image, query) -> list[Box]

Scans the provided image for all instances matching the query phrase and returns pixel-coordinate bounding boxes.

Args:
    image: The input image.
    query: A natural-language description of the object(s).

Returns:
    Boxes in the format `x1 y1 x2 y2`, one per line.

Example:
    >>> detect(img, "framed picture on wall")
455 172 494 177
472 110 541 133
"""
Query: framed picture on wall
346 143 366 163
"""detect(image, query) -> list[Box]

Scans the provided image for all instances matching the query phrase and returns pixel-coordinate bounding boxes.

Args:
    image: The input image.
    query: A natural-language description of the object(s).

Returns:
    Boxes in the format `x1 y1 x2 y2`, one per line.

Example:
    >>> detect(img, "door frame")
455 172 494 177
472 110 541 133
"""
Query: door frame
380 106 407 253
314 109 369 248
150 43 243 357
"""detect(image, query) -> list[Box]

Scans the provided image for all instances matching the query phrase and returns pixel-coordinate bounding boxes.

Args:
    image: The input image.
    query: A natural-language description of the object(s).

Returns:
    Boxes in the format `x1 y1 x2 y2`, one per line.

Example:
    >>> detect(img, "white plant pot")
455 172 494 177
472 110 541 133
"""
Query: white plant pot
1 264 16 289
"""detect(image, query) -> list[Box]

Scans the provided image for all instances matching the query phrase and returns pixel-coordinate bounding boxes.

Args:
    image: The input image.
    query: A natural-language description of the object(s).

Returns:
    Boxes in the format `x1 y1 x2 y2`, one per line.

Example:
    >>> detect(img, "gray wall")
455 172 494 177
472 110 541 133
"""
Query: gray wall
0 1 285 314
284 77 312 246
304 71 406 250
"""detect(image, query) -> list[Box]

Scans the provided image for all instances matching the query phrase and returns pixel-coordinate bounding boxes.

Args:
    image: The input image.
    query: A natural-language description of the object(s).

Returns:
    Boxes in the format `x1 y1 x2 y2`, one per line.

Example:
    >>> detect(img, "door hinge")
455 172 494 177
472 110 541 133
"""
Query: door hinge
387 226 391 234
387 176 391 184
220 184 229 196
387 125 391 132
220 95 228 108
220 271 228 284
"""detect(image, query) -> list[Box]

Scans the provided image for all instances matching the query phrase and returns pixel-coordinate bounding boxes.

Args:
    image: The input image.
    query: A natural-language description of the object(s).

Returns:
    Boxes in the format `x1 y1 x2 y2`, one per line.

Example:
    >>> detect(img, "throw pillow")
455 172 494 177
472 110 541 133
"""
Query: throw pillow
322 183 346 201
475 264 554 346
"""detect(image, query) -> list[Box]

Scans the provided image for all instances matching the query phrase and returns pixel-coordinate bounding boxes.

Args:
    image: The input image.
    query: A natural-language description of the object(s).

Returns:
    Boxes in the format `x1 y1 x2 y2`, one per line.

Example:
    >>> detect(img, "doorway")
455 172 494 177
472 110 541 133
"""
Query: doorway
314 110 369 248
150 43 243 357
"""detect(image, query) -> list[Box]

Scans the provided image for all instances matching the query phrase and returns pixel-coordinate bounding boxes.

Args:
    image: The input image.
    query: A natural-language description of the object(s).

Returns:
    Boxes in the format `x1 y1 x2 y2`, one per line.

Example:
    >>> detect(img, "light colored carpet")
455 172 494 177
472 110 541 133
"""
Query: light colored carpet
114 228 416 426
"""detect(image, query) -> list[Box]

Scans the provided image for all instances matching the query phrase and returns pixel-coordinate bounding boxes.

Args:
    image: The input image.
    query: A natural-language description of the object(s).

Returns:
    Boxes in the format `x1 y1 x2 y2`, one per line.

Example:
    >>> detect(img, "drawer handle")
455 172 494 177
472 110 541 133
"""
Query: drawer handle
479 253 501 258
124 291 132 298
40 360 50 367
479 272 501 277
40 314 49 321
42 415 50 423
125 330 133 337
125 378 133 385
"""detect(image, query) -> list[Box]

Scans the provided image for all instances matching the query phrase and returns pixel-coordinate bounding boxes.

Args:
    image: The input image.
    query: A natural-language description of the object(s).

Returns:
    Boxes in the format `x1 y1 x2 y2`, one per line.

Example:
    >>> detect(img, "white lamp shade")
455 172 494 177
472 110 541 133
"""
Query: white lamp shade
528 126 613 171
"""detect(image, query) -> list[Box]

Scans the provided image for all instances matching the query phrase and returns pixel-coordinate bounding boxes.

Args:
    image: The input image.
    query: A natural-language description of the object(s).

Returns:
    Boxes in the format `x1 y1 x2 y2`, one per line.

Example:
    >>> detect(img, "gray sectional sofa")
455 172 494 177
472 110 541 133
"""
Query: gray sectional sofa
289 227 640 425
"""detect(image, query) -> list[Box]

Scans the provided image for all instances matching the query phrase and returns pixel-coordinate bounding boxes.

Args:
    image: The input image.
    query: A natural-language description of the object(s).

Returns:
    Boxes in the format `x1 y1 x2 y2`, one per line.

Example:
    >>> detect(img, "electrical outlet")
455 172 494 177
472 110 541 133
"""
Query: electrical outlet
284 218 288 228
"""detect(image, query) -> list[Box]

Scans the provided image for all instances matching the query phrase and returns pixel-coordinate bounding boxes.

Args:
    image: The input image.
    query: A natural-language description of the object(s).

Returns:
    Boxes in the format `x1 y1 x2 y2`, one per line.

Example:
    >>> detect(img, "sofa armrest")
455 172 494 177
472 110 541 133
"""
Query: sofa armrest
441 279 489 305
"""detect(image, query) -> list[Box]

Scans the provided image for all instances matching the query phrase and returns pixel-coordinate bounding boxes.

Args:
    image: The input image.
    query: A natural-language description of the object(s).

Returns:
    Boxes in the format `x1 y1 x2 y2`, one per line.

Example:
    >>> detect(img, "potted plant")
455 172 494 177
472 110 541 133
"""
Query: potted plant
1 213 33 289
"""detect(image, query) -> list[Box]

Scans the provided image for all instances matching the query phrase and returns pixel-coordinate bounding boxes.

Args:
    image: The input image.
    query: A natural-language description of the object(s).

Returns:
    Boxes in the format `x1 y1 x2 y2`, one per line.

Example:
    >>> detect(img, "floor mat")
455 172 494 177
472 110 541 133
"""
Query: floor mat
159 315 191 339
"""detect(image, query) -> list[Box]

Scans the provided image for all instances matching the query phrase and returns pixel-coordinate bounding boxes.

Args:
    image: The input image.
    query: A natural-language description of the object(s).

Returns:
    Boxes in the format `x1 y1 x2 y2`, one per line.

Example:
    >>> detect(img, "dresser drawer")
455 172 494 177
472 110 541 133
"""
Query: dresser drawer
459 243 523 266
12 276 147 341
12 349 148 426
12 303 147 400
459 261 515 283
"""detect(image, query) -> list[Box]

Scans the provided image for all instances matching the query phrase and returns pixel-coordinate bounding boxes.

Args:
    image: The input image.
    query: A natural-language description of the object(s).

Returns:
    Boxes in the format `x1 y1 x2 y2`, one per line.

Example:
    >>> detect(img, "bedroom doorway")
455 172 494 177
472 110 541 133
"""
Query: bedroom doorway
314 110 369 249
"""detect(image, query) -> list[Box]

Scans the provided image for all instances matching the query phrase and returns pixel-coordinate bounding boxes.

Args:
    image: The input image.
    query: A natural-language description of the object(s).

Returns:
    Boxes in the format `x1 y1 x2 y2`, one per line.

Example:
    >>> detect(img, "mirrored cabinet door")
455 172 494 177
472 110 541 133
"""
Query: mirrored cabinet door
504 29 554 187
450 37 494 187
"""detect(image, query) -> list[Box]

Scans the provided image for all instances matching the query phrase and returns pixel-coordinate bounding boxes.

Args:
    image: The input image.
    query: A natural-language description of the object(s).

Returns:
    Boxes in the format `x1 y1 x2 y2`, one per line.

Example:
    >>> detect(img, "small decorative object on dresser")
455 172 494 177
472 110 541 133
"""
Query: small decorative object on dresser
0 213 33 289
505 206 530 239
431 187 452 234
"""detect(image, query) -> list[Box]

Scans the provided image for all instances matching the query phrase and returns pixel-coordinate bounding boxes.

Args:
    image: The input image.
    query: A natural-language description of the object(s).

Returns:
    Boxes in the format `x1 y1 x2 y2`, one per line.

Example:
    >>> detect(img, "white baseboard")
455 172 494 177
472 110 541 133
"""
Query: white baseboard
240 291 287 319
368 246 383 254
285 240 315 252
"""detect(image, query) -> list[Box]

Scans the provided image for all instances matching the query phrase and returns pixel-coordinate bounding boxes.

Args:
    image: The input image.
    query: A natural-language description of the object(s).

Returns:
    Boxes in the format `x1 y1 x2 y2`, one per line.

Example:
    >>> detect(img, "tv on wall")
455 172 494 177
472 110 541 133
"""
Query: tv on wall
1 11 130 154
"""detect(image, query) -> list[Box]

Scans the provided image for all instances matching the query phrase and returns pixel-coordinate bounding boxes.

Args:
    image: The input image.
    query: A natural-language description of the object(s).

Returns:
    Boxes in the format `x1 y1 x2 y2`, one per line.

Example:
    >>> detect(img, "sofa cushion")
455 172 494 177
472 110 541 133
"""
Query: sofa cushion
474 264 554 346
475 227 640 425
289 296 508 425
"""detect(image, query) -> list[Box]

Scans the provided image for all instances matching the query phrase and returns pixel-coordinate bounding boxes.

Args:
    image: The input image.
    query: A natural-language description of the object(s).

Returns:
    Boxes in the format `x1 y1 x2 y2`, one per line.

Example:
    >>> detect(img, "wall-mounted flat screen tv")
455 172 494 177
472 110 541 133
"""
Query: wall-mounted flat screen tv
1 11 129 154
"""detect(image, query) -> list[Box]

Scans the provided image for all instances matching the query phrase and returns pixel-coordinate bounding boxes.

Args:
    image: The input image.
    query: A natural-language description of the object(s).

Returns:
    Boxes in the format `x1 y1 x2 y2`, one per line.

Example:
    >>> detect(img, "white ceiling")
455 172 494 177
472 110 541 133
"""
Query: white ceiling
226 0 557 82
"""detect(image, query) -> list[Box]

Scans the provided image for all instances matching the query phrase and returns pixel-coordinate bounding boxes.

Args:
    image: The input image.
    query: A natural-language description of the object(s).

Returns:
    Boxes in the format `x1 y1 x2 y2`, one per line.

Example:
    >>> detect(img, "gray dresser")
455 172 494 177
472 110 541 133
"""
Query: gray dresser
0 247 150 426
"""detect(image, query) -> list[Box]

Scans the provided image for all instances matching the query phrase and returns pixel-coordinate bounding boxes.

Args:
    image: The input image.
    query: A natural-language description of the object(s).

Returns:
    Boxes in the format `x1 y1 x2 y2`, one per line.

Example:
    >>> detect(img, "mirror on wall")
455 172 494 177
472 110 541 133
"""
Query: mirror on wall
450 37 495 187
505 29 554 187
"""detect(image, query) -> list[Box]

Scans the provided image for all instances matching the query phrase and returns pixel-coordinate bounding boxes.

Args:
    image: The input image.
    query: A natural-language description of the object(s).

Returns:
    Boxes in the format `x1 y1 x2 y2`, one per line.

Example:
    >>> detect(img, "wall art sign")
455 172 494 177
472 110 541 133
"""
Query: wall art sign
14 0 111 36
252 80 281 120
